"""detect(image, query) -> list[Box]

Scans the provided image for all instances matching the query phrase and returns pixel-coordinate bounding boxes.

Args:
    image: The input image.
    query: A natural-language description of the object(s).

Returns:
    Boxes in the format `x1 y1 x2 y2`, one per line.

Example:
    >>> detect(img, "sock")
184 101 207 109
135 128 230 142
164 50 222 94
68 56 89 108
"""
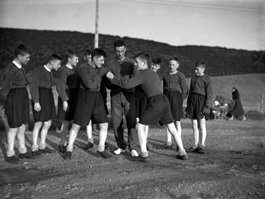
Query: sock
88 138 94 144
39 143 46 150
32 144 39 151
166 141 172 146
67 145 73 152
141 151 148 158
97 145 105 152
19 147 27 154
7 150 15 157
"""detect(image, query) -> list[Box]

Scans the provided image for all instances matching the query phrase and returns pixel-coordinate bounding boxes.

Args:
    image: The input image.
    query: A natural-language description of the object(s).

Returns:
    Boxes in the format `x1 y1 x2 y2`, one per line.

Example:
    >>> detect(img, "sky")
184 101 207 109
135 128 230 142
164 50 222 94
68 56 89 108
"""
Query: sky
0 0 264 51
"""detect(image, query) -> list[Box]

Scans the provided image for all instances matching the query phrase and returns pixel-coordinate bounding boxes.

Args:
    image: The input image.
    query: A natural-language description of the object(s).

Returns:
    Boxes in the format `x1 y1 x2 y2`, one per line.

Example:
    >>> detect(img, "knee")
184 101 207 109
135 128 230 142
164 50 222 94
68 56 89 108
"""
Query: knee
43 120 52 127
34 121 43 129
99 122 108 130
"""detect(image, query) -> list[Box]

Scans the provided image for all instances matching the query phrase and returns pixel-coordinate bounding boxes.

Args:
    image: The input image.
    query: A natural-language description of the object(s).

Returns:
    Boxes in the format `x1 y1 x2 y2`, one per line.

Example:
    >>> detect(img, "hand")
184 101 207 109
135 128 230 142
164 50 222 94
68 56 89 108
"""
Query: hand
202 107 210 115
106 72 114 79
34 102 41 112
63 101 68 112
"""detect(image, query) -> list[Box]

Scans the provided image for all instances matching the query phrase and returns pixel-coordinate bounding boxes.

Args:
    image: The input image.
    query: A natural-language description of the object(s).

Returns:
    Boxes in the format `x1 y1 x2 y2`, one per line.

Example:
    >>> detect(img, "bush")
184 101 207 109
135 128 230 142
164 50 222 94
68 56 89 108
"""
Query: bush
245 110 265 120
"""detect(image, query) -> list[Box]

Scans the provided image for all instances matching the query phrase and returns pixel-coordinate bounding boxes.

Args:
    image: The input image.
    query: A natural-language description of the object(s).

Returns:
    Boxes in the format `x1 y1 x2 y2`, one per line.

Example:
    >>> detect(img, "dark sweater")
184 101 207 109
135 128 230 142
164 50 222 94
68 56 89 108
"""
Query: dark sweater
79 63 107 91
105 57 136 95
0 62 28 103
189 74 213 108
56 65 79 102
111 68 162 98
162 71 189 100
30 65 55 103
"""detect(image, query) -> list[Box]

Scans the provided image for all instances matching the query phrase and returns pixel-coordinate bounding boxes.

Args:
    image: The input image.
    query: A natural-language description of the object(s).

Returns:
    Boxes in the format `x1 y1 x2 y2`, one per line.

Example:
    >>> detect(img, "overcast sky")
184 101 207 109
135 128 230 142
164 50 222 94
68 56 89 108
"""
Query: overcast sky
0 0 264 51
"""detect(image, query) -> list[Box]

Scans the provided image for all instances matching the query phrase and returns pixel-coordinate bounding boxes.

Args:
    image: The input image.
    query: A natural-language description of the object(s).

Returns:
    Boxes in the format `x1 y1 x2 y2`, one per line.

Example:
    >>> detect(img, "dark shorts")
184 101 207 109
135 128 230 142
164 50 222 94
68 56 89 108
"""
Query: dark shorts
57 88 78 123
186 93 208 120
139 94 174 125
136 89 147 118
73 89 108 126
32 88 56 122
164 90 183 121
4 88 30 128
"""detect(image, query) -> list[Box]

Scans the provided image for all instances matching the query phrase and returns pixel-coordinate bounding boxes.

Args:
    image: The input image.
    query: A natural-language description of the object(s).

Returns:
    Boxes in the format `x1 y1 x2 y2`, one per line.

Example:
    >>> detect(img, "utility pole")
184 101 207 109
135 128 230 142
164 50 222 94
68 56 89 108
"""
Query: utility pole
94 0 99 48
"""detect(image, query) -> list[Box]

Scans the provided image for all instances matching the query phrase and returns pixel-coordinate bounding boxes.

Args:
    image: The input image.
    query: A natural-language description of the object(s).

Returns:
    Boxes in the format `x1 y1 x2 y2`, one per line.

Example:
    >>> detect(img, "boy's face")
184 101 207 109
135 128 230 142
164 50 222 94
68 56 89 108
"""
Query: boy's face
151 63 160 73
51 59 61 71
195 66 205 76
69 55 79 67
169 60 179 72
18 53 30 66
115 46 126 60
84 54 92 63
135 57 145 71
93 55 105 68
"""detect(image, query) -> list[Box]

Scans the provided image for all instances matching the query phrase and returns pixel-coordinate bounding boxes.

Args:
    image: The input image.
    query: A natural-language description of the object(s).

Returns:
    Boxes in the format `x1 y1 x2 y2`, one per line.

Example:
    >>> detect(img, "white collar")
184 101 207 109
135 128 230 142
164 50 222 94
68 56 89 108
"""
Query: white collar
13 60 22 69
66 63 73 69
44 65 51 72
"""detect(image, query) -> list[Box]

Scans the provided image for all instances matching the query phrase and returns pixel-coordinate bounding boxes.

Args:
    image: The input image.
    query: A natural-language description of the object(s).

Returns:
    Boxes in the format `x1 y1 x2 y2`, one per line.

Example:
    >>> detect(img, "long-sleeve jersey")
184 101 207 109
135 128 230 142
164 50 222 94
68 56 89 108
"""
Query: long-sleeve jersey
189 74 213 108
30 65 55 103
111 68 163 98
56 65 79 102
105 57 136 95
162 71 189 100
0 62 28 103
79 63 107 91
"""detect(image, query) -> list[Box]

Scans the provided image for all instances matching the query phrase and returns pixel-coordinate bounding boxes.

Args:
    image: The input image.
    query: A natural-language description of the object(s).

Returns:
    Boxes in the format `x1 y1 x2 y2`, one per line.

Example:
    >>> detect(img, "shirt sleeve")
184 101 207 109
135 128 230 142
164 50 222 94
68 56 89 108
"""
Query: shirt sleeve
205 77 213 108
0 67 15 103
30 67 40 103
56 67 69 102
179 73 189 100
111 73 143 89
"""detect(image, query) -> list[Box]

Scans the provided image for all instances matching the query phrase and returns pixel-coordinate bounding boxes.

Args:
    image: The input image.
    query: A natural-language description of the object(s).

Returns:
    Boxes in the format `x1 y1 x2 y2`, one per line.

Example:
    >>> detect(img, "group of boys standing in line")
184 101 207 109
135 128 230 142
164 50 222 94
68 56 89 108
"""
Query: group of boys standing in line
0 39 213 164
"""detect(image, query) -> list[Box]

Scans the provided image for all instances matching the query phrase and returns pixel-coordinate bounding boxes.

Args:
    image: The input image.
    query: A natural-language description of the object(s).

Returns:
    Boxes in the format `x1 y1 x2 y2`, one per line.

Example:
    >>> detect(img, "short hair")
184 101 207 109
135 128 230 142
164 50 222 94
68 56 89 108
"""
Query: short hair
84 49 92 56
65 49 77 59
169 57 179 62
152 57 161 65
113 40 126 49
15 44 32 57
135 52 149 64
91 48 107 58
195 60 206 68
48 54 62 63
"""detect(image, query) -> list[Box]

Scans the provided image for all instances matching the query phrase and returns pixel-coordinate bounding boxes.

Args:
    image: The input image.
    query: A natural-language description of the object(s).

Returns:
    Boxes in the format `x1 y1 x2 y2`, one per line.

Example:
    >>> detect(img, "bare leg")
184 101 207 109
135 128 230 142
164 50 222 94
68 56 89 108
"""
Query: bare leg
86 120 93 143
7 127 18 157
66 123 81 152
17 124 27 153
97 122 108 151
39 120 52 149
199 118 206 146
136 123 148 157
60 120 70 146
191 119 199 146
32 121 43 151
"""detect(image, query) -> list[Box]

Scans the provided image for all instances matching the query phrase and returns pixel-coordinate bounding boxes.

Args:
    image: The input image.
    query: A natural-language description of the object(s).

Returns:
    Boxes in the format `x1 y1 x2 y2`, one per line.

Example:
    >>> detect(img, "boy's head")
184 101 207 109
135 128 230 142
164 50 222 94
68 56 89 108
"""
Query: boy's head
84 49 92 63
151 57 161 73
91 48 107 68
113 40 126 61
15 44 31 66
169 57 179 73
65 49 79 67
48 54 62 71
195 60 206 76
135 53 149 71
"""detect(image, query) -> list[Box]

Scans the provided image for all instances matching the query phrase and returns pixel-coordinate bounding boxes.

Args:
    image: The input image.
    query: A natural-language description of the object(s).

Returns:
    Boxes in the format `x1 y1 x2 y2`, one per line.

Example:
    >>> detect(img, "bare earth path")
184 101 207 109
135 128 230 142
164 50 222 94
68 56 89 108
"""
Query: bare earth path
0 119 264 199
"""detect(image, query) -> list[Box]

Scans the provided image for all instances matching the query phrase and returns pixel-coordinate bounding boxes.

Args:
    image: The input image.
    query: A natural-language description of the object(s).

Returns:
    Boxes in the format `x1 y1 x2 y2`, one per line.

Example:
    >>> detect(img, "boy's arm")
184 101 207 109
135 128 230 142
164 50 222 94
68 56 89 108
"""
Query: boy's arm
205 77 213 108
79 66 107 89
107 72 143 89
180 73 189 100
56 67 69 102
30 67 40 103
0 67 15 103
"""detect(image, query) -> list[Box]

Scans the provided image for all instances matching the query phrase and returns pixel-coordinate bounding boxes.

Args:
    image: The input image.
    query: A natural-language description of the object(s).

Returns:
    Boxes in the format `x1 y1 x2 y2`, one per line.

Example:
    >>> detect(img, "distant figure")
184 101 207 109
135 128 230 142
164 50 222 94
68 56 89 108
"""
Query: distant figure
227 87 246 121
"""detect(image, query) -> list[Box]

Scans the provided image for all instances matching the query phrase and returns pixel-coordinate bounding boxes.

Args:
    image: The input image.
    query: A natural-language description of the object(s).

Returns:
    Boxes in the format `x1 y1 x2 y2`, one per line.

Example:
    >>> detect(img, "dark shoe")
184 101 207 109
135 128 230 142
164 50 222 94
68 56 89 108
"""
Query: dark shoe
6 155 20 163
63 151 72 160
32 150 43 156
146 143 150 151
186 146 199 153
176 154 188 160
133 155 149 162
39 147 53 153
18 151 36 159
198 146 205 154
97 150 111 159
161 144 173 150
84 142 94 150
105 142 110 151
59 145 67 153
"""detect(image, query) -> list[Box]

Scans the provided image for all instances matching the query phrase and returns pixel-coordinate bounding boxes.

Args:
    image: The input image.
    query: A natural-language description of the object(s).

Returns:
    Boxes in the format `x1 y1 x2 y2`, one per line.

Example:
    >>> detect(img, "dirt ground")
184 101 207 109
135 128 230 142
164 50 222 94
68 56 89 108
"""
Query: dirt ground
0 118 264 199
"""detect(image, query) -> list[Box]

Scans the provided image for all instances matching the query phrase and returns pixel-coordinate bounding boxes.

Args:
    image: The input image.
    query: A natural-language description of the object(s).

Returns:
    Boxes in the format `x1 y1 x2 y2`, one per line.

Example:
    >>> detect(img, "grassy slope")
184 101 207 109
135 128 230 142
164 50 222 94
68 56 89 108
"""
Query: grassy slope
185 73 265 111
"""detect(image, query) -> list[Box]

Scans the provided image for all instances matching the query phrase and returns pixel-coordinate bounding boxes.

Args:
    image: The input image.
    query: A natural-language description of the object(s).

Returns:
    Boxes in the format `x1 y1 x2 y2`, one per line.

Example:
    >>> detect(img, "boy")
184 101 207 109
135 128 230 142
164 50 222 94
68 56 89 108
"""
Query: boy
57 49 79 153
63 48 110 160
106 53 188 161
30 54 62 155
161 57 188 149
186 61 213 154
0 44 34 163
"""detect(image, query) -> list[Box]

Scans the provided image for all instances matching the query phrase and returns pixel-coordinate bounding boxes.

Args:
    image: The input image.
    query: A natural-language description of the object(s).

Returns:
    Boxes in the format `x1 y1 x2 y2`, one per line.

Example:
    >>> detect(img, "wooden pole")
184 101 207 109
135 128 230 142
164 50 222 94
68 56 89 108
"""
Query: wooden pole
94 0 99 48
